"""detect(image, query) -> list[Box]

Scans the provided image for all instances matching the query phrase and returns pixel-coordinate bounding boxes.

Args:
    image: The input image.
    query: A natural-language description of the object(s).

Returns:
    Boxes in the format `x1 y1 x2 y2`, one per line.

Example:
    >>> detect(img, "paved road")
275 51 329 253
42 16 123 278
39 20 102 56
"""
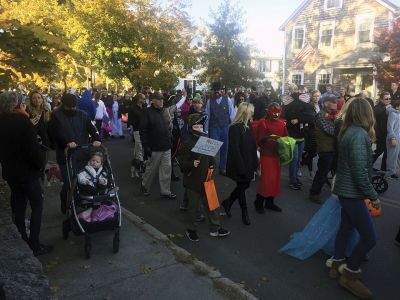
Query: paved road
104 137 400 300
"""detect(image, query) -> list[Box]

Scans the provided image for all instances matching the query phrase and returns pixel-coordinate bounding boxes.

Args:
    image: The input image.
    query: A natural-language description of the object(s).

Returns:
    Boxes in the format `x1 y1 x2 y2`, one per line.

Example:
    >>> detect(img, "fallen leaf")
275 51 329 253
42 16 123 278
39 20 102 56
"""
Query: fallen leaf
140 265 152 274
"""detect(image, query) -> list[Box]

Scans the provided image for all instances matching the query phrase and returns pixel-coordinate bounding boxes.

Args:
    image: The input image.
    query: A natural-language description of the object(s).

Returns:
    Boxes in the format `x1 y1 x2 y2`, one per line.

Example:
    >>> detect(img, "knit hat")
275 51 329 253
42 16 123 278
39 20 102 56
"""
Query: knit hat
193 93 203 104
61 93 77 108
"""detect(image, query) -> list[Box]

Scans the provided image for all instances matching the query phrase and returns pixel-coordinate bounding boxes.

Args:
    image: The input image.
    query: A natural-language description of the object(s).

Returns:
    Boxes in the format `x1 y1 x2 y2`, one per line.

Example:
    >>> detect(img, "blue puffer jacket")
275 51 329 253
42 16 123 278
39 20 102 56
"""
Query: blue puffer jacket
333 126 378 200
77 90 96 121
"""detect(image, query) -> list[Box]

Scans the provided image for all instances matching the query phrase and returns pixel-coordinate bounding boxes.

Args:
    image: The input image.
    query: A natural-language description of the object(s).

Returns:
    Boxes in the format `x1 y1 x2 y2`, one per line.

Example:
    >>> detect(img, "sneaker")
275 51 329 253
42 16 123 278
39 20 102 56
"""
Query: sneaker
32 244 54 257
289 184 300 191
186 230 199 242
161 193 177 199
209 228 230 237
296 181 303 186
141 184 150 196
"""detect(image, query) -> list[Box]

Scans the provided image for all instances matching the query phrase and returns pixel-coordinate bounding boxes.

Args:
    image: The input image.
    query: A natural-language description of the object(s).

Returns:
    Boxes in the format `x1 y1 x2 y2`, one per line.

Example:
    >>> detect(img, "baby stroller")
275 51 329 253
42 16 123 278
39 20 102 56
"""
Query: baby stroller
62 145 122 258
372 170 389 194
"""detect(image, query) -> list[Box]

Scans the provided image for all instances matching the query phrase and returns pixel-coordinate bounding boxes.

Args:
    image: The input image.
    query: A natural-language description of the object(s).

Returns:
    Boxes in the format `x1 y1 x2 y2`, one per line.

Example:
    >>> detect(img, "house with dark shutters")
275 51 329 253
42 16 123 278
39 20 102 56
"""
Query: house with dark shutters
279 0 400 96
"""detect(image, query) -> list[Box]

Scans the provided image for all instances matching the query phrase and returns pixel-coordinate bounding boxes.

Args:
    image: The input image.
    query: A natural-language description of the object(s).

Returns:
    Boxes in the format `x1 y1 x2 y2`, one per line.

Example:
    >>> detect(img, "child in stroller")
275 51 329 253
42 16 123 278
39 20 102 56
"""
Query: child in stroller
77 147 109 195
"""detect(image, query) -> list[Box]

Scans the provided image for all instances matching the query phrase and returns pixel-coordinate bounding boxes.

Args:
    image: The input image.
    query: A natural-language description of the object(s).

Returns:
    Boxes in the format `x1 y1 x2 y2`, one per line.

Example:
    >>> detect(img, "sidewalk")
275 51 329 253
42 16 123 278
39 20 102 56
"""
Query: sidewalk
38 184 255 300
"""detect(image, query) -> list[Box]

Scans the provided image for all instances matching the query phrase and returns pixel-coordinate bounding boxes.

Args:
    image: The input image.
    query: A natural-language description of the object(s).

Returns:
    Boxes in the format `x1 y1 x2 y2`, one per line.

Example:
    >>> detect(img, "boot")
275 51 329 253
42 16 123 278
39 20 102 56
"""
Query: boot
326 257 346 279
265 197 282 212
221 198 233 217
338 265 373 299
238 198 250 225
254 194 265 214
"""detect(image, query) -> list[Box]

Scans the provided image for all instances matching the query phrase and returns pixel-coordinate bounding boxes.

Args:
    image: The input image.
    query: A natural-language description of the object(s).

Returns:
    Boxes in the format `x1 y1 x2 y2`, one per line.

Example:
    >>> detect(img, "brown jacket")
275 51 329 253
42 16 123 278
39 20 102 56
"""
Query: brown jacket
178 134 215 194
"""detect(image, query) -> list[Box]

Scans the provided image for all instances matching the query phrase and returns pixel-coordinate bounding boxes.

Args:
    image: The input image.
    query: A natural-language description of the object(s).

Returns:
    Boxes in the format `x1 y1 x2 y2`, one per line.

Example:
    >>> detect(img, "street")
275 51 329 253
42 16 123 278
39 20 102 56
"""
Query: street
104 136 400 300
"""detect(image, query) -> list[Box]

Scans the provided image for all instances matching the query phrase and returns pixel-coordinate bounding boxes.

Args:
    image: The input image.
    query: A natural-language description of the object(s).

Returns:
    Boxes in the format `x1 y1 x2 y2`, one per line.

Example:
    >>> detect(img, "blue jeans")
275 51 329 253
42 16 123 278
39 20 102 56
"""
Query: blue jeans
334 197 377 271
289 141 304 184
209 126 229 170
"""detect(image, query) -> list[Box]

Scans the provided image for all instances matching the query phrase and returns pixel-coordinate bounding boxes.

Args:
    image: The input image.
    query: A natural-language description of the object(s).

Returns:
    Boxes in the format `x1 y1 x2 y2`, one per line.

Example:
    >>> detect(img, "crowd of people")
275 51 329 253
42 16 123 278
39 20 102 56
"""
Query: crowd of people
1 81 400 299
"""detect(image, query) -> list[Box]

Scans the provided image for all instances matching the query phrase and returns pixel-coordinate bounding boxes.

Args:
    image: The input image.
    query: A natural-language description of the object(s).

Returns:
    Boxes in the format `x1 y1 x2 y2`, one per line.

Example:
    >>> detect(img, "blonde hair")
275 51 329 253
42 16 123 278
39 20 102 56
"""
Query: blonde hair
27 91 51 122
337 97 354 120
231 102 254 128
338 97 375 142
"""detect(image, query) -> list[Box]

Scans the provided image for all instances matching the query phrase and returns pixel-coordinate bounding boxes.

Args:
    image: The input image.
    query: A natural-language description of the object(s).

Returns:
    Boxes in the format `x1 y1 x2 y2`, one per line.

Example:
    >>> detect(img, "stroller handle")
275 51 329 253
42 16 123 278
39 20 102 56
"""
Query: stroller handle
65 144 91 157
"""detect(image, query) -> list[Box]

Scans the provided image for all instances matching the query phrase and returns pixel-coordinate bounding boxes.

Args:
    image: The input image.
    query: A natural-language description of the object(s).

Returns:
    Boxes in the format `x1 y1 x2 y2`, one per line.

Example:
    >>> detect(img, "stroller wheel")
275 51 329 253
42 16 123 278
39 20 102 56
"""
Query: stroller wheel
113 229 120 253
84 235 91 259
62 220 70 240
372 175 388 194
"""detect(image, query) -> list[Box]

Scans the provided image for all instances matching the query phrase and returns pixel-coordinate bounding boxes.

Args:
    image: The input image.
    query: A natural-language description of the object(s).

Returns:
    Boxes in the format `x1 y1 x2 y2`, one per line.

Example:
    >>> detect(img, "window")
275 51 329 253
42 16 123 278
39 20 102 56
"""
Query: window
290 70 304 85
258 59 271 73
356 14 374 44
292 26 305 50
324 0 342 10
315 69 333 89
319 20 335 48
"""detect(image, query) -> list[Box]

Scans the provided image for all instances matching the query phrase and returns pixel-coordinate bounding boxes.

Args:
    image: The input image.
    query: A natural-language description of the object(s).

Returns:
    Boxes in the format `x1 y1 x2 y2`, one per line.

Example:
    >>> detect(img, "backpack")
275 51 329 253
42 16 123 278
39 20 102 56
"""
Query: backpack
276 136 296 166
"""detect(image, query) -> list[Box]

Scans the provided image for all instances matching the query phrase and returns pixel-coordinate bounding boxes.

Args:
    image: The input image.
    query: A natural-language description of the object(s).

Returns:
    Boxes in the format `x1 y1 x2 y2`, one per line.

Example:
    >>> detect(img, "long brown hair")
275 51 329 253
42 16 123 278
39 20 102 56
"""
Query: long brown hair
338 97 375 142
27 91 50 122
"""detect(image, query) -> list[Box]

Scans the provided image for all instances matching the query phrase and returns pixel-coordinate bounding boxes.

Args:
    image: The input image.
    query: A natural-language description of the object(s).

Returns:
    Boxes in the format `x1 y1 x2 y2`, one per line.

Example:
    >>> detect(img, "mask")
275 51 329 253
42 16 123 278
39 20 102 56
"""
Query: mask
268 106 281 120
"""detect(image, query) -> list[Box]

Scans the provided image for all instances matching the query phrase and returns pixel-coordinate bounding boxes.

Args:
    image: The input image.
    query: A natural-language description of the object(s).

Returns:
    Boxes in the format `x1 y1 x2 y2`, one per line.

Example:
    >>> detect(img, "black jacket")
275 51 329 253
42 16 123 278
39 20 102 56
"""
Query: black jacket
178 133 215 193
282 94 315 139
226 123 258 182
140 106 171 152
374 102 388 142
49 108 100 164
253 96 272 121
128 103 145 131
0 113 45 183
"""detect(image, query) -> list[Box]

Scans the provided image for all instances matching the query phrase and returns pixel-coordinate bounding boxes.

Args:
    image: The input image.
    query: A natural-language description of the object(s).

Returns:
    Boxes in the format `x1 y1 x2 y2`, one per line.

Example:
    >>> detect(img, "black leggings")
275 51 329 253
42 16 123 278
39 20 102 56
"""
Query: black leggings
9 179 43 248
229 181 251 207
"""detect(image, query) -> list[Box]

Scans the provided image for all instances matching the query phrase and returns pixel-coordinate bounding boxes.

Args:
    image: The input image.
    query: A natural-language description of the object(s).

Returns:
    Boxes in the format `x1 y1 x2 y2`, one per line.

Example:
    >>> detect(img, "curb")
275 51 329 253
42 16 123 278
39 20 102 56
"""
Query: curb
121 207 258 300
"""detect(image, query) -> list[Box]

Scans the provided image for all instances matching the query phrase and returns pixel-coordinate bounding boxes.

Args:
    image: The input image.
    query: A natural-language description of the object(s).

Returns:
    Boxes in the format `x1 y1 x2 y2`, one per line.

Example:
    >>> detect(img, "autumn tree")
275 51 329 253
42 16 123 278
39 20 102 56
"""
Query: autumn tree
0 0 70 89
374 18 400 89
199 0 262 90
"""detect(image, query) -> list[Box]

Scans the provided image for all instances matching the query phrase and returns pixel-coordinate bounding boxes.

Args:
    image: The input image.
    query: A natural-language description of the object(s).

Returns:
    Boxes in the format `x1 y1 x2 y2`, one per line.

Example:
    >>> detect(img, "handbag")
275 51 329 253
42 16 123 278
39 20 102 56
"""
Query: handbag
203 168 220 211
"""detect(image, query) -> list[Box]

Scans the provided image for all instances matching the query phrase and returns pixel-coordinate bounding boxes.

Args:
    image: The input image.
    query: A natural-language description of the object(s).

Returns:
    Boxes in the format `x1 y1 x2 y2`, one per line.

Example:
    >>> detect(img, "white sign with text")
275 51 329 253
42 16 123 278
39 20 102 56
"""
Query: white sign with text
191 136 223 157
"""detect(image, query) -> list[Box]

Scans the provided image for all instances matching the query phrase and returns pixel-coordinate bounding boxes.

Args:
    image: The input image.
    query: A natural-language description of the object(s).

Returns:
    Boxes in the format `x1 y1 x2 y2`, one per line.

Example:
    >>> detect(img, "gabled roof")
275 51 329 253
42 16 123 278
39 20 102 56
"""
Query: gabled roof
279 0 399 31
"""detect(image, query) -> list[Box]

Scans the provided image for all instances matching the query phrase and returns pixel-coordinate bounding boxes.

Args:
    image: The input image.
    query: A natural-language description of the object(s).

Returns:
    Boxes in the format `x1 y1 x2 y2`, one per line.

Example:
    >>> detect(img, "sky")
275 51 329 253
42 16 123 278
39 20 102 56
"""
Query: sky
186 0 305 57
183 0 400 57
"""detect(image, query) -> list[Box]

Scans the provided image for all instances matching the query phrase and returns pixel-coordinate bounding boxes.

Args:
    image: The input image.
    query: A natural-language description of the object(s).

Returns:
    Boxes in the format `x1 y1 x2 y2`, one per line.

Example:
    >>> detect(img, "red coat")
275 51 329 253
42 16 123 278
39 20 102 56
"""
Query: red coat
255 118 288 197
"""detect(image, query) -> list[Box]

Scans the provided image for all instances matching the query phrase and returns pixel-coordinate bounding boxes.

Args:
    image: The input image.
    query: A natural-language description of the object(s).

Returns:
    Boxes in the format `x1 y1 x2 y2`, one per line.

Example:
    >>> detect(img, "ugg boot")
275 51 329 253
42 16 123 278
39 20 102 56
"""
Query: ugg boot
338 264 373 299
254 194 265 214
238 198 250 225
326 257 345 279
265 197 282 212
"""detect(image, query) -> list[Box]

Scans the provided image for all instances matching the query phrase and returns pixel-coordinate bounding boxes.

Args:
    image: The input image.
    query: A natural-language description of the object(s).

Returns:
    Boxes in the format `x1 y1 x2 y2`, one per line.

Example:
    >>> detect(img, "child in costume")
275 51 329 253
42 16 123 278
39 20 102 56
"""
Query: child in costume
254 103 288 213
77 147 109 195
178 113 230 242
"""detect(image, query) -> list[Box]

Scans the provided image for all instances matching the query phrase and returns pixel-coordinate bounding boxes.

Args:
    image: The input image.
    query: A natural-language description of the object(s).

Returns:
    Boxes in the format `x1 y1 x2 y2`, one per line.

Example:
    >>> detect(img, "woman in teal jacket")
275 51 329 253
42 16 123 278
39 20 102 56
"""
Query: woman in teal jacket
329 98 379 300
